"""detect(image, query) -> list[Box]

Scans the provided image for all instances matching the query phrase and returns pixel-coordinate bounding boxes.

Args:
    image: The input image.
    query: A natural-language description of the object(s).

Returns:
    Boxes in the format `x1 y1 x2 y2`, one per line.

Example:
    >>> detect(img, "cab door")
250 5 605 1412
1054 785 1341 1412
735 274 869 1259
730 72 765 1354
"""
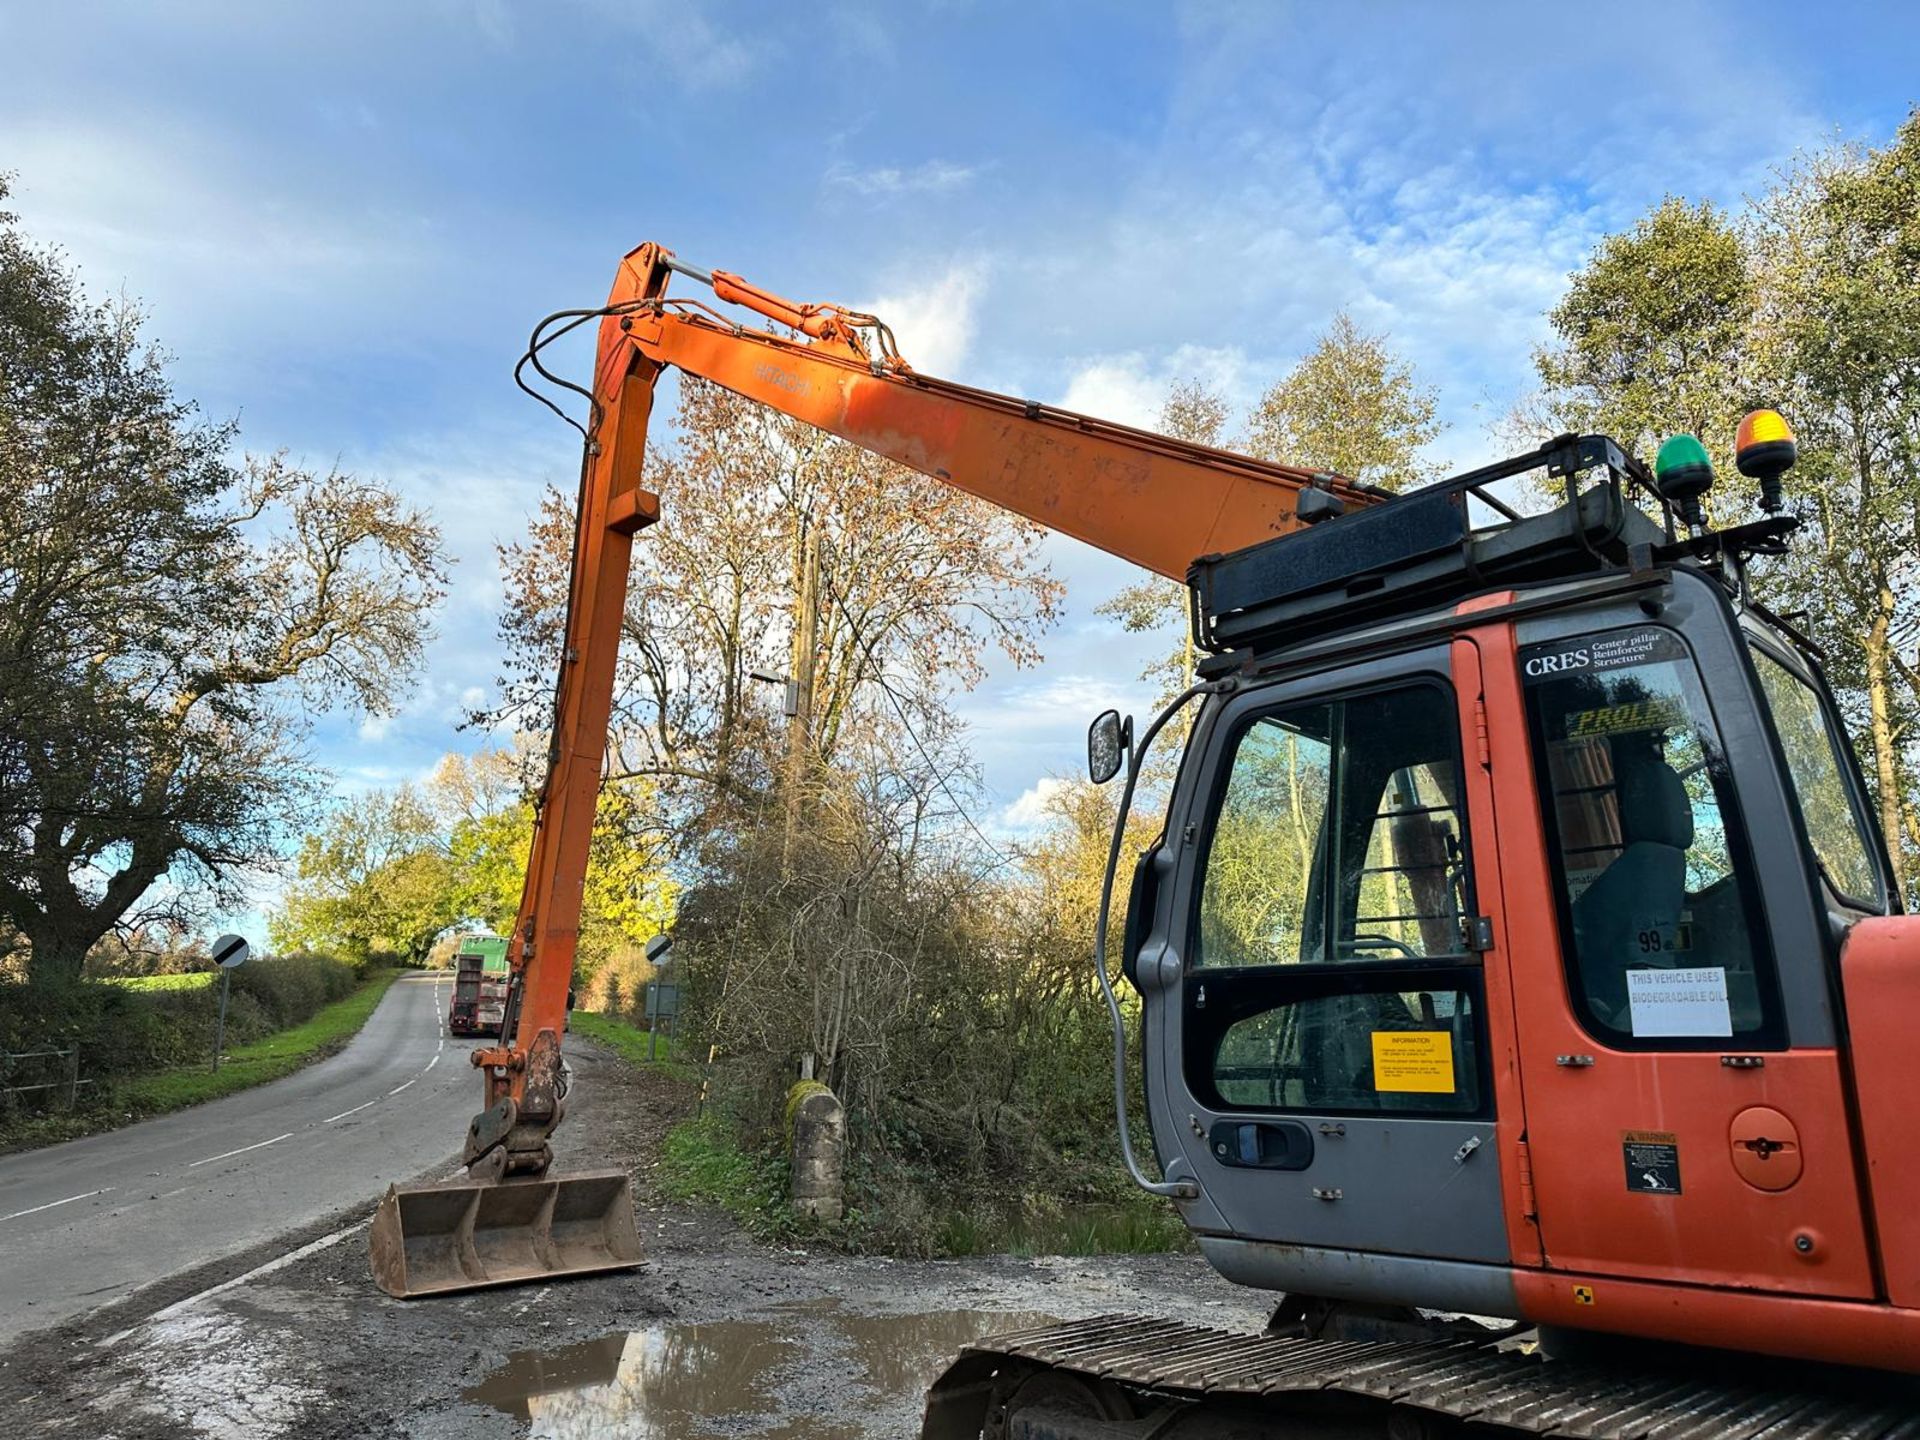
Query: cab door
1481 592 1877 1299
1143 644 1512 1267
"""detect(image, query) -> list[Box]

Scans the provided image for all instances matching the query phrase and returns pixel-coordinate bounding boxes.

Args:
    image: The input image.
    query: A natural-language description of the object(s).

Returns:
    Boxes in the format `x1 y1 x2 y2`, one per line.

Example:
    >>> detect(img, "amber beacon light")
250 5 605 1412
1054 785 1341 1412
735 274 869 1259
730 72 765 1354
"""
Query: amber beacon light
1735 409 1797 514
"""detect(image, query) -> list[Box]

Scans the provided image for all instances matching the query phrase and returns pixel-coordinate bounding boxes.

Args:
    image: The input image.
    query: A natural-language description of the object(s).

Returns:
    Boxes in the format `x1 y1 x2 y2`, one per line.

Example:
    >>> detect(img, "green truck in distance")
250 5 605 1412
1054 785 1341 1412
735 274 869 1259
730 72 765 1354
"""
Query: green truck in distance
447 935 510 1037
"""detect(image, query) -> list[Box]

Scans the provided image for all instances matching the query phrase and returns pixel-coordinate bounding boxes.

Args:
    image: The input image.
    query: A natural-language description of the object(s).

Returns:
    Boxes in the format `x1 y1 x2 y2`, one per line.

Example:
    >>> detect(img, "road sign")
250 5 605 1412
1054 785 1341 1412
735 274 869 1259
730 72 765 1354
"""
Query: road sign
209 934 249 1072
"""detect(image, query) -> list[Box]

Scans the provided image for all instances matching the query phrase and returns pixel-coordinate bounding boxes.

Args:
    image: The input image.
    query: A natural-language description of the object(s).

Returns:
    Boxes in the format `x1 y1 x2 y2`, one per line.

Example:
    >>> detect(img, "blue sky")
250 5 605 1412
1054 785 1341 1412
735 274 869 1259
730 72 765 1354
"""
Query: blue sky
3 1 1916 930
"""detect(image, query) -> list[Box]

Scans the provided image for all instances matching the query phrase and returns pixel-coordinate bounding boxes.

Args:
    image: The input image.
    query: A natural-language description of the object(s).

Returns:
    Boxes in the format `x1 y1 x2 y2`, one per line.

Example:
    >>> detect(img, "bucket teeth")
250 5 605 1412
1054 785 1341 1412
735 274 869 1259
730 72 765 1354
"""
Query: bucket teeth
369 1169 641 1298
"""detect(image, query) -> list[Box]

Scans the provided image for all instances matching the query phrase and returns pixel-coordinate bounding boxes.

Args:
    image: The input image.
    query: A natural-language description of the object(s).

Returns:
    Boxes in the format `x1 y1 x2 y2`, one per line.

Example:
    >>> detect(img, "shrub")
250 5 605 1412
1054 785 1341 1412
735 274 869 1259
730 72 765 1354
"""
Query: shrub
228 951 356 1028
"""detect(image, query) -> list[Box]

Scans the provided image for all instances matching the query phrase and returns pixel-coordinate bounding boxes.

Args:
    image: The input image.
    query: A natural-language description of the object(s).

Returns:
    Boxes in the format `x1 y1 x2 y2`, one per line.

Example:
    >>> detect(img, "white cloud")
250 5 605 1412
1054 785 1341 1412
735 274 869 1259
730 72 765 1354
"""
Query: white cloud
964 670 1138 739
1057 358 1165 432
826 159 981 198
1003 776 1071 829
1057 344 1249 432
357 714 392 742
859 261 986 377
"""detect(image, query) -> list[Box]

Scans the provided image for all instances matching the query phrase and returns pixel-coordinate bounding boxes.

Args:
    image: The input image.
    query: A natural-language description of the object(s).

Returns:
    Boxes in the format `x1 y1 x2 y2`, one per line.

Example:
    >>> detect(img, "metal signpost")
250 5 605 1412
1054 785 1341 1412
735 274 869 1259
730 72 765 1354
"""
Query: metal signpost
643 934 675 1060
210 933 251 1072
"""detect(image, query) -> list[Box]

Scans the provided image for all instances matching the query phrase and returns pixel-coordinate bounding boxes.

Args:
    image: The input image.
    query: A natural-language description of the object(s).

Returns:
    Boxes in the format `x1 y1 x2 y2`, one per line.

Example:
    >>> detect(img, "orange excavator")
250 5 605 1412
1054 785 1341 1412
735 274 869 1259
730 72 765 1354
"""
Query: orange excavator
372 245 1920 1436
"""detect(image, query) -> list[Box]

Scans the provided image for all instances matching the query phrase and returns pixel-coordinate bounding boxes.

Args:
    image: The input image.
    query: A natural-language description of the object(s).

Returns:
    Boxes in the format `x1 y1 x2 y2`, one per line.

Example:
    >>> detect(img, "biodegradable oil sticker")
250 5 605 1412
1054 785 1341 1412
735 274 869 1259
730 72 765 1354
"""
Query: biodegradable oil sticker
1623 1130 1683 1194
1371 1030 1455 1093
1625 966 1731 1038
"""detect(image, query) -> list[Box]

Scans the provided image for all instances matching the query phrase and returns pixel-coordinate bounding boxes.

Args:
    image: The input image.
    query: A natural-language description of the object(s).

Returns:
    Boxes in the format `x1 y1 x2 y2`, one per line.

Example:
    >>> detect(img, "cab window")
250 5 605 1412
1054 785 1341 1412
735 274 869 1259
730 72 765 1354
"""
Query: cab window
1522 627 1781 1047
1195 686 1471 968
1188 681 1485 1117
1750 646 1886 909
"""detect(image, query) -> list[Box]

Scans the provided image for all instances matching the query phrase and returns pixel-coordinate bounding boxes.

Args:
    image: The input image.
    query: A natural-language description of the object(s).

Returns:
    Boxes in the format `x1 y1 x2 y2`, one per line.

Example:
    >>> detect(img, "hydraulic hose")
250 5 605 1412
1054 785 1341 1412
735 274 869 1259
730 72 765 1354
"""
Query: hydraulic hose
1093 680 1223 1202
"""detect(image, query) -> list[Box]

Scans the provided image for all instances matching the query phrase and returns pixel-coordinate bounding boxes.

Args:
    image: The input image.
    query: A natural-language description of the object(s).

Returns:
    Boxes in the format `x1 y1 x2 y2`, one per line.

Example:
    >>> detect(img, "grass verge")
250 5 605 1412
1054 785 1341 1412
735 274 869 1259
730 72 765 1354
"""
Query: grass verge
567 1010 692 1079
576 1006 1190 1258
931 1199 1190 1257
0 968 406 1152
568 1009 795 1238
658 1109 795 1240
120 967 406 1110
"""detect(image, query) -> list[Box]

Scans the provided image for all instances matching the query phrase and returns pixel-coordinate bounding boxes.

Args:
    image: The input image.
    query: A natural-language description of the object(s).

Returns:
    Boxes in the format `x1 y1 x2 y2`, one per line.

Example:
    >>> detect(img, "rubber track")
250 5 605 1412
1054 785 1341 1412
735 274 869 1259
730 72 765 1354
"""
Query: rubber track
964 1314 1920 1438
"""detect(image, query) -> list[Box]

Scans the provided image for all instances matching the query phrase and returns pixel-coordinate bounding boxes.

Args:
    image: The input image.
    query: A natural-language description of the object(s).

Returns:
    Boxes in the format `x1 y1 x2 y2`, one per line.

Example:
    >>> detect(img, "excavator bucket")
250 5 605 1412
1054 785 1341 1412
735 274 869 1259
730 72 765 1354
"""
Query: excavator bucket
368 1169 642 1298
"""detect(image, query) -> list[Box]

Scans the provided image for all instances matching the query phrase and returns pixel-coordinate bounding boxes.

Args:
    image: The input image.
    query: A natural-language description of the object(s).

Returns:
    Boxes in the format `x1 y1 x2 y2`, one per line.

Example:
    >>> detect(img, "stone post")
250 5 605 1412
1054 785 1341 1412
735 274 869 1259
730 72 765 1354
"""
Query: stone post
787 1080 845 1222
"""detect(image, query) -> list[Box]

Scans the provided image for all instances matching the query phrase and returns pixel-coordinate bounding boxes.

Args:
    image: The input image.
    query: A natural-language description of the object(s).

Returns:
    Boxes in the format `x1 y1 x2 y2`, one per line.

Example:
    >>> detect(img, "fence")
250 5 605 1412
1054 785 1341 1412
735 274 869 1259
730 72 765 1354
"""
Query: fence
0 1045 92 1109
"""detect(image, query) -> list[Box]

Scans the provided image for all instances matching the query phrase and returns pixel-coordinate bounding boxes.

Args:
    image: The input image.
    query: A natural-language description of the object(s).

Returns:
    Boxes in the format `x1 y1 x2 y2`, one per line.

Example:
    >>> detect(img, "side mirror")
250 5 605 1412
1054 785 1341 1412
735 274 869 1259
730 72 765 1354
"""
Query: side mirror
1088 708 1132 785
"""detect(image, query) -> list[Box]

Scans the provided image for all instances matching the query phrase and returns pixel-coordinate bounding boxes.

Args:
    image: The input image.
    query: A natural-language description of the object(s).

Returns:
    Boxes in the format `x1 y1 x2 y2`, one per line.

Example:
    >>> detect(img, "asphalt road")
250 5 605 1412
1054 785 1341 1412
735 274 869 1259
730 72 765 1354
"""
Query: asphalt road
0 970 476 1344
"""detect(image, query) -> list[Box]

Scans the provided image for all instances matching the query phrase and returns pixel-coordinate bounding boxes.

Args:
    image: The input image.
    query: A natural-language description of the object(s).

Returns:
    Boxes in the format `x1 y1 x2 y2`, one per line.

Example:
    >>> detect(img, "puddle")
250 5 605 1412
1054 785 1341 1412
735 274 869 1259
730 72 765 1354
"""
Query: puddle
464 1302 1062 1437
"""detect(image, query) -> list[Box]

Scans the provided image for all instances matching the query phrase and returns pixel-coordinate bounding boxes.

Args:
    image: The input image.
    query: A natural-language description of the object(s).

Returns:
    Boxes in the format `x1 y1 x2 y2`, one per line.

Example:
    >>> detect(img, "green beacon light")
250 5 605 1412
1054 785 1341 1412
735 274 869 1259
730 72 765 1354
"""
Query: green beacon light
1655 433 1715 536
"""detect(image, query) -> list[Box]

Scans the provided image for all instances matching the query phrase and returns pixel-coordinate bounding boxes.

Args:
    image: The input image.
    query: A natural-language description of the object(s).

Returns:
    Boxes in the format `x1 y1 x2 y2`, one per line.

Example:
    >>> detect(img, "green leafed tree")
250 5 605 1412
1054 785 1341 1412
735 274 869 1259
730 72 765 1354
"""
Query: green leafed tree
274 748 676 977
1246 311 1445 491
1531 196 1755 487
271 784 457 967
1102 320 1446 703
1750 114 1920 895
0 179 447 985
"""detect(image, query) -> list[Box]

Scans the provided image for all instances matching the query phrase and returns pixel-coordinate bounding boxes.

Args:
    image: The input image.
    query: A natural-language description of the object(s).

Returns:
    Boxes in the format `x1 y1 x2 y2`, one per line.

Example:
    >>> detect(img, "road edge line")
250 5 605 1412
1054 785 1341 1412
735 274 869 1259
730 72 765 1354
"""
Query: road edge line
98 1218 370 1346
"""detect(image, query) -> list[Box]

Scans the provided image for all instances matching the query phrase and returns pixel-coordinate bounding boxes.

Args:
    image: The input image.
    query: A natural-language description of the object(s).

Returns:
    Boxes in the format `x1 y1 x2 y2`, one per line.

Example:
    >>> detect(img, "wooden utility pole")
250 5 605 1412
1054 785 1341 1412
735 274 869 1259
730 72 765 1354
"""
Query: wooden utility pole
784 519 821 871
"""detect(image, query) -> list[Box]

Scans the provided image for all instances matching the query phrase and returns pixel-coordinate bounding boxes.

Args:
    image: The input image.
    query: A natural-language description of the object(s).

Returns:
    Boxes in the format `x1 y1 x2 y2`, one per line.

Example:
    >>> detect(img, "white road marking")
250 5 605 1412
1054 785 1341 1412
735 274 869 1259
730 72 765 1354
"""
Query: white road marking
387 1079 415 1097
323 1098 380 1124
0 1188 113 1224
98 1219 369 1347
185 1132 292 1168
425 1053 439 1071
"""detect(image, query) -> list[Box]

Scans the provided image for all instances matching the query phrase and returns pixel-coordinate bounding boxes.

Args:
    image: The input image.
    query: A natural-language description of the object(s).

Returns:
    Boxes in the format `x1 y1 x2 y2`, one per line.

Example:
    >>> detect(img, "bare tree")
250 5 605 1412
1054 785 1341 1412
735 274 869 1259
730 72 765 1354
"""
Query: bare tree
488 376 1062 835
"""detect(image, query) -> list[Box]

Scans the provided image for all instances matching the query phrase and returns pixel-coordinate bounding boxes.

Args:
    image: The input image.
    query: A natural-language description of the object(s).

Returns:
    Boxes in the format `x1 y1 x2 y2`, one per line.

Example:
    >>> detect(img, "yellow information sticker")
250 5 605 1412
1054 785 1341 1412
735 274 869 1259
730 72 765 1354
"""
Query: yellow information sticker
1371 1030 1456 1093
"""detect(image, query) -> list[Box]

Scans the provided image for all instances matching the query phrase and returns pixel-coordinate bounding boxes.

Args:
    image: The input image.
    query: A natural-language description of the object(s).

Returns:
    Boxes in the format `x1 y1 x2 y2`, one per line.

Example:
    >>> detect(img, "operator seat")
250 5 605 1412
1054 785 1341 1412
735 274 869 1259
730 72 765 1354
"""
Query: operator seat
1569 742 1694 1026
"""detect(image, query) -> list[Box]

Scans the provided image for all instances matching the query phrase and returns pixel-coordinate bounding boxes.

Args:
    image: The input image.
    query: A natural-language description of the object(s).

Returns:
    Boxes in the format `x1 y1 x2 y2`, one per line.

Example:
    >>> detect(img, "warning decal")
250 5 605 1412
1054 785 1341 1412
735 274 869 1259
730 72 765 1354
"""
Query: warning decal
1622 1130 1683 1194
1371 1030 1456 1094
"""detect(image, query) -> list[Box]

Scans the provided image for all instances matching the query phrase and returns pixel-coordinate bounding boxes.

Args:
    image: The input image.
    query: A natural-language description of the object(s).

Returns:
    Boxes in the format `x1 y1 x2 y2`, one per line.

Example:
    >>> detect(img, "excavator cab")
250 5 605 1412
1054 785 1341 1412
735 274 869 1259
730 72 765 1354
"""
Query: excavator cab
1099 429 1917 1370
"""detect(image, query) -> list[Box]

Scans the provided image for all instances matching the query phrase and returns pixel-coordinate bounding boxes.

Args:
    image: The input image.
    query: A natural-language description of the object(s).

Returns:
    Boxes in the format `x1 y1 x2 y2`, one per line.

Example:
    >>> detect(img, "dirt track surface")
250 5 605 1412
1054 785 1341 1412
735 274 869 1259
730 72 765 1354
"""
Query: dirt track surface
0 1034 1267 1438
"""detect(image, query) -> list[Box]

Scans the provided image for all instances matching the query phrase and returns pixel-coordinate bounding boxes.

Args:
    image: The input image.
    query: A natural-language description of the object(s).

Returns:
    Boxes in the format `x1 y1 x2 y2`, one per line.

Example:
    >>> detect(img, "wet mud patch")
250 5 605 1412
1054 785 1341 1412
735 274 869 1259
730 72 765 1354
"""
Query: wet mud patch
462 1301 1064 1438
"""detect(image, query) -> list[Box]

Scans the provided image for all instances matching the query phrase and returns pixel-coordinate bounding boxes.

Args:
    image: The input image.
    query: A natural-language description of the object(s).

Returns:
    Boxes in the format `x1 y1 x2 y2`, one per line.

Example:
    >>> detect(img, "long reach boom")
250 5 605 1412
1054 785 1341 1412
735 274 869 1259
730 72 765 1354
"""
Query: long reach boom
371 243 1377 1293
479 244 1375 1186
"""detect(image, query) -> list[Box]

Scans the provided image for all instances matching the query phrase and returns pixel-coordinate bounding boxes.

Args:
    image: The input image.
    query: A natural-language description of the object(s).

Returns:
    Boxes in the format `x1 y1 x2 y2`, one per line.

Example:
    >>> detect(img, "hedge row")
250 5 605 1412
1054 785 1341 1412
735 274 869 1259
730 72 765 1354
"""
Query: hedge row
0 952 360 1087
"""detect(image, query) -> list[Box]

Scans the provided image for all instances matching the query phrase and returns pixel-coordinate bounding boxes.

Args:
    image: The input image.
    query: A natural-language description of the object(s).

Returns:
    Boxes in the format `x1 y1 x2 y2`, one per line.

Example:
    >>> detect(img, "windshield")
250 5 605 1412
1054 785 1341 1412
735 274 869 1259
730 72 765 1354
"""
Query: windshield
1522 627 1779 1047
1749 645 1886 908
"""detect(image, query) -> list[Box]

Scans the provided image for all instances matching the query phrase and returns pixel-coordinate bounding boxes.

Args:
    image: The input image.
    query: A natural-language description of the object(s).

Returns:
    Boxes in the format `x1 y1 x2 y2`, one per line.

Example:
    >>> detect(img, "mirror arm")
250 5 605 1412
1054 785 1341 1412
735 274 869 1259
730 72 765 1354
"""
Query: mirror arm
1094 679 1224 1202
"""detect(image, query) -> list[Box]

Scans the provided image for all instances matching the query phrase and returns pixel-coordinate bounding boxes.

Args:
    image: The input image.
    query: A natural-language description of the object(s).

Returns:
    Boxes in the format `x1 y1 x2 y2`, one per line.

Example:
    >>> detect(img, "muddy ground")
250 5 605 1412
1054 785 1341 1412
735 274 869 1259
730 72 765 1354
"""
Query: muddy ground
0 1037 1268 1438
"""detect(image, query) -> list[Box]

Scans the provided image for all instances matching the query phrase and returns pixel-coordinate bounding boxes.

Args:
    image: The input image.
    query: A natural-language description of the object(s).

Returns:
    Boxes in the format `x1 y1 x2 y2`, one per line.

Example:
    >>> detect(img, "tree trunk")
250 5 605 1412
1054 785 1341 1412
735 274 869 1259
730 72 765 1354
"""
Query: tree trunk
22 913 93 989
1865 591 1909 902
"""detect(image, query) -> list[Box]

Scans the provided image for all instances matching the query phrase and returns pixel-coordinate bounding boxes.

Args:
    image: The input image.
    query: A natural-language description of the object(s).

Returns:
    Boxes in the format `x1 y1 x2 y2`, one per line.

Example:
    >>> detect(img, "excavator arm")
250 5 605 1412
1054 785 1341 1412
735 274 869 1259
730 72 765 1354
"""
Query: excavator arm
475 241 1376 1178
370 241 1374 1297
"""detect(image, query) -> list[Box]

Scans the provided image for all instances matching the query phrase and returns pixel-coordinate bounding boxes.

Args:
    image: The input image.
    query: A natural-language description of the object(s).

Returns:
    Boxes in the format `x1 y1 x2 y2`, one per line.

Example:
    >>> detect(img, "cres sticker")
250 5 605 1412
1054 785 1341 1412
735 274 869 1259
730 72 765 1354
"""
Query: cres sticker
1520 628 1688 685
